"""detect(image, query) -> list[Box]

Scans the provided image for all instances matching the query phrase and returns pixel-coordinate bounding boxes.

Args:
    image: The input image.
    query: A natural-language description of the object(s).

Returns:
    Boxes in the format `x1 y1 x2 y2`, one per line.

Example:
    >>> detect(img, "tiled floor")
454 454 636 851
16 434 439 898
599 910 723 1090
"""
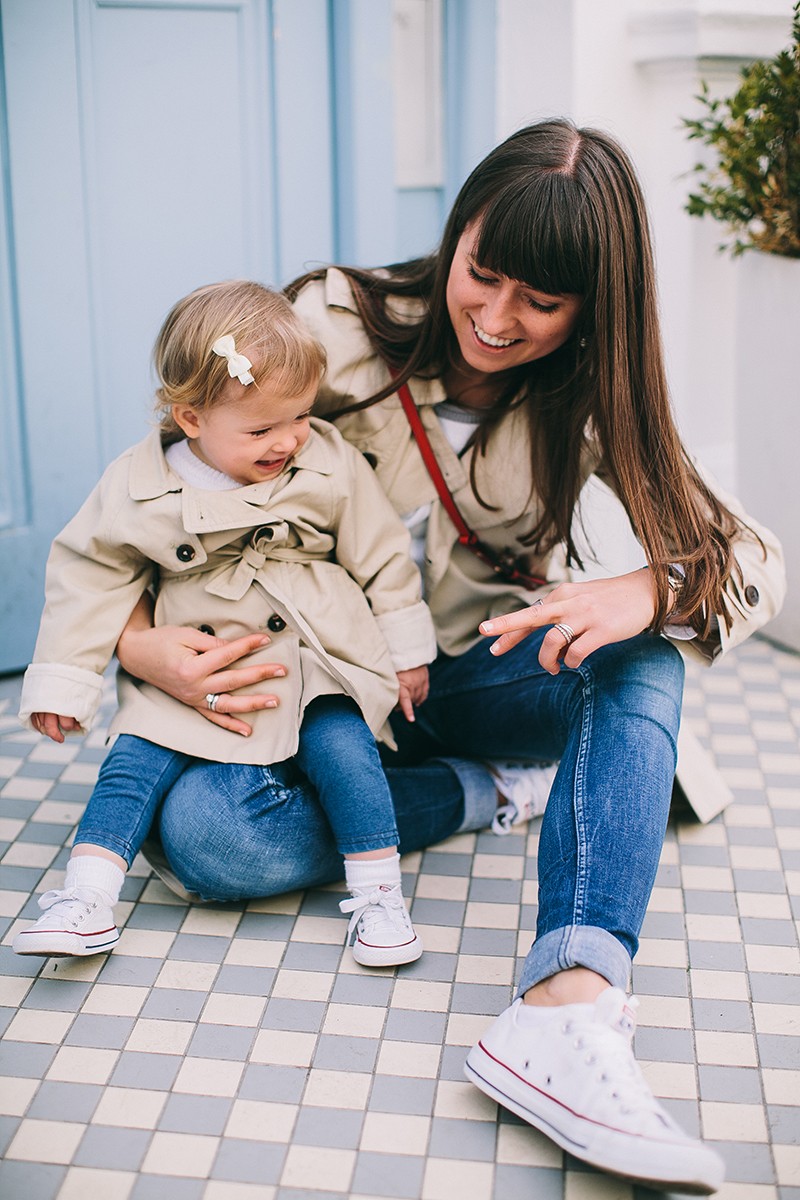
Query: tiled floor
0 634 798 1200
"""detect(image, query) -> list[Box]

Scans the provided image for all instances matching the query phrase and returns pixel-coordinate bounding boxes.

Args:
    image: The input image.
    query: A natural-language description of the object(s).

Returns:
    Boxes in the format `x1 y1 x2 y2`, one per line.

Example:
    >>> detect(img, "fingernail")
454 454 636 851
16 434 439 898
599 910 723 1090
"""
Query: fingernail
266 700 278 709
481 621 494 633
239 729 251 737
273 669 286 678
489 643 501 655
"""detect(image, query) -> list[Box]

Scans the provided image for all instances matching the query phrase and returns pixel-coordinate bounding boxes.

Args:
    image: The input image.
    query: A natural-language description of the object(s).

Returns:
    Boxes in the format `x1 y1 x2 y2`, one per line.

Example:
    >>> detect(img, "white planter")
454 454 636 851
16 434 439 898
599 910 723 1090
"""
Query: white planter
735 251 800 652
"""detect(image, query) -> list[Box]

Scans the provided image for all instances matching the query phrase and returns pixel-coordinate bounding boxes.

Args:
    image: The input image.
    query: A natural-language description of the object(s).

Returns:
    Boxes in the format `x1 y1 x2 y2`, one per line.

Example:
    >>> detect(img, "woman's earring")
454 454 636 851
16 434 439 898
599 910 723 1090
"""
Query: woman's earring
579 336 587 350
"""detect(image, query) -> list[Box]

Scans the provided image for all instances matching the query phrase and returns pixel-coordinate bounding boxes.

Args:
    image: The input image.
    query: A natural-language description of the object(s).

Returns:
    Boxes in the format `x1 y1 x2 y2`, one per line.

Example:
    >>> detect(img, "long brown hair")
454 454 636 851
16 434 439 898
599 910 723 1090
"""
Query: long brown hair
288 120 757 636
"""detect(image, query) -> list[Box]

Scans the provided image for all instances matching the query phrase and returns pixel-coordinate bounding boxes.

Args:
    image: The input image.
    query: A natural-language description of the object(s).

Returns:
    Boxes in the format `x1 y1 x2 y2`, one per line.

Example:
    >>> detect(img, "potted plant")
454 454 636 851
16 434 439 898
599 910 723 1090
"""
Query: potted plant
683 2 800 651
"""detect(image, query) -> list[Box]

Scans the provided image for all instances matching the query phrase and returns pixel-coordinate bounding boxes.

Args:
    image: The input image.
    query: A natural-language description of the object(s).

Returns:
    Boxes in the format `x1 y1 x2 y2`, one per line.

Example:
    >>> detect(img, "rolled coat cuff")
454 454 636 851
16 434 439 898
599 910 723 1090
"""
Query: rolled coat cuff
18 663 105 733
374 601 438 671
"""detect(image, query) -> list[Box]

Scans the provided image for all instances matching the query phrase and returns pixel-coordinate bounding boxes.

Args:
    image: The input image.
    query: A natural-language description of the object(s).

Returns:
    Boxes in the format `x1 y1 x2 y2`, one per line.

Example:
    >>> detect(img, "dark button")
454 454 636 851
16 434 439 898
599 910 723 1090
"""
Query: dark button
198 624 215 636
267 614 286 633
176 544 195 562
744 584 760 606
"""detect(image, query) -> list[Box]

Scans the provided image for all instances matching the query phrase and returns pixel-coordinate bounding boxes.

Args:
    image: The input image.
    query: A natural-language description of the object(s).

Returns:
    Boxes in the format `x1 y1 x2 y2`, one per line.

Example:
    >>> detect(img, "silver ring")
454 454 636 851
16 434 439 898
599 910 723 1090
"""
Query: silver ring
205 692 221 712
553 622 576 646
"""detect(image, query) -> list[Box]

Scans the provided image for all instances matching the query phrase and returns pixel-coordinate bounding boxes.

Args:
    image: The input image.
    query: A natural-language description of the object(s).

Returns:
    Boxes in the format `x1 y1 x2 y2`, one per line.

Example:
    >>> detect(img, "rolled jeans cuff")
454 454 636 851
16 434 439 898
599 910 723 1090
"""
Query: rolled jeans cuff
435 758 498 834
516 924 632 996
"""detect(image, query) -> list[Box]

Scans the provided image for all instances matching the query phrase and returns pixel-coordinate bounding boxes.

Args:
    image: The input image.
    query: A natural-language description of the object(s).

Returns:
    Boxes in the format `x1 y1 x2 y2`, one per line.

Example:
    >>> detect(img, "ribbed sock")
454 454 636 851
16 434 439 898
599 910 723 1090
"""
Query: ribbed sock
65 854 125 907
344 852 402 892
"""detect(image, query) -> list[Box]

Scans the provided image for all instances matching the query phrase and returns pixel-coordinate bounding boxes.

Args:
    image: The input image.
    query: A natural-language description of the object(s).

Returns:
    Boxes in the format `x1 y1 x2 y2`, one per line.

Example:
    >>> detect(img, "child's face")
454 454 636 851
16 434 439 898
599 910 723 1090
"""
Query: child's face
173 378 316 486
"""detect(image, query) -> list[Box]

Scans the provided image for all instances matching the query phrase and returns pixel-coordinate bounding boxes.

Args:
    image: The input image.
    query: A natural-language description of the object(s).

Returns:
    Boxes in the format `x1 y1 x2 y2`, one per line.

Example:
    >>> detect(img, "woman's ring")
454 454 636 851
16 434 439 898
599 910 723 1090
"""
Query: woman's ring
205 693 222 712
553 622 576 646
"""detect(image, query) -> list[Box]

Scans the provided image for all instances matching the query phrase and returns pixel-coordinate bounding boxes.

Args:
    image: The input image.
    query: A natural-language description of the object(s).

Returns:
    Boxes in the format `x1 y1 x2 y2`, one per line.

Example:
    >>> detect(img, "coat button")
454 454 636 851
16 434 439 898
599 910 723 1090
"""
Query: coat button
267 614 286 633
744 584 760 606
176 544 195 562
198 624 215 636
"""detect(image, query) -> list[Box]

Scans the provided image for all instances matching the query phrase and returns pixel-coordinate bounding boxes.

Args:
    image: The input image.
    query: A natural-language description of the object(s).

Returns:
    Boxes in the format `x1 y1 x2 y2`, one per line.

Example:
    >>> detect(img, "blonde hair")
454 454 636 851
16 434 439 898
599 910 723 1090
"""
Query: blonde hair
154 280 326 441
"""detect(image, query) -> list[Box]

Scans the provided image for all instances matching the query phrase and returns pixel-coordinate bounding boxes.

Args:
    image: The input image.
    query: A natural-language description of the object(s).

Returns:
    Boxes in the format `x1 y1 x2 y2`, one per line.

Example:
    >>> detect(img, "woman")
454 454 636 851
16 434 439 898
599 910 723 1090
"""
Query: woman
116 120 784 1193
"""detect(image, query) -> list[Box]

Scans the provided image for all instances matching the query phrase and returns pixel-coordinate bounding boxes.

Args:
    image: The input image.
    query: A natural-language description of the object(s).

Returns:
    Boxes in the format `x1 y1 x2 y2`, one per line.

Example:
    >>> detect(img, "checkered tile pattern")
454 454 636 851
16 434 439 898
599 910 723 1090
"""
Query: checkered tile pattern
0 635 798 1199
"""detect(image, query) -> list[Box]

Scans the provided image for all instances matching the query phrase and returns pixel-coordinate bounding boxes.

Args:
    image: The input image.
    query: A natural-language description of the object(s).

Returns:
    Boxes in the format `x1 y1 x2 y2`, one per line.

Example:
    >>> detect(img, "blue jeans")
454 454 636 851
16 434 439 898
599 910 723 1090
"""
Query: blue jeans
75 695 401 866
118 630 686 993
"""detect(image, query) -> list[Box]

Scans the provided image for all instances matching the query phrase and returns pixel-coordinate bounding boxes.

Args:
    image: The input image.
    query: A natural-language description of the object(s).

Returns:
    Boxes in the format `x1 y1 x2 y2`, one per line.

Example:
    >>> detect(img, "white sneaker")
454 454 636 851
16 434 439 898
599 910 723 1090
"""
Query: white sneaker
465 988 724 1194
488 760 558 834
339 883 423 967
12 888 120 957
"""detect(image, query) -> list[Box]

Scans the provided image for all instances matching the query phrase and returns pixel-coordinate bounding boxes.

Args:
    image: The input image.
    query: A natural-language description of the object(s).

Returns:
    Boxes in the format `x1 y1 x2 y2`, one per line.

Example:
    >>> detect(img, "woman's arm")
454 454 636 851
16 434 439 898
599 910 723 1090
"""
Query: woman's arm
117 594 288 737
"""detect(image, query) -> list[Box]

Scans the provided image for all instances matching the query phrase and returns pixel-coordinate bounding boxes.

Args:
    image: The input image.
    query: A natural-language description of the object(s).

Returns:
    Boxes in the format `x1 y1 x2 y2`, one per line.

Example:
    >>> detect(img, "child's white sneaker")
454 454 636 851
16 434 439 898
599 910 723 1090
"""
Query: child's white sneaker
13 887 120 957
488 760 558 834
339 883 423 967
465 989 724 1194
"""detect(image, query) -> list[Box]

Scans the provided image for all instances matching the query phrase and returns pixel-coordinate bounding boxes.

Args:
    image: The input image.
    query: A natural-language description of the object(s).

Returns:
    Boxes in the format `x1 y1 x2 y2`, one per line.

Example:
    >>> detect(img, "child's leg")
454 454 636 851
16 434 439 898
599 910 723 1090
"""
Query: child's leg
295 696 421 967
14 735 191 957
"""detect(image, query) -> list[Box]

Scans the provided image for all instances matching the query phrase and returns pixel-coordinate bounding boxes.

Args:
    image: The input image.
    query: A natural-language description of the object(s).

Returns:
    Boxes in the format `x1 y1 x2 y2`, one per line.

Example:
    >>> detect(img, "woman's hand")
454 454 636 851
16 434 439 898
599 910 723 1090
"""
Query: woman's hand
31 713 81 743
117 599 287 736
396 665 430 722
480 568 670 674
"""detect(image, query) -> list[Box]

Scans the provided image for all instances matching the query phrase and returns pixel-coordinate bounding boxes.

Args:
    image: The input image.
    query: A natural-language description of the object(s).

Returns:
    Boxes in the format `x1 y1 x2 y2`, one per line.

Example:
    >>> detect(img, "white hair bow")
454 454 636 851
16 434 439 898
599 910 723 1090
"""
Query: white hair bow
211 334 255 385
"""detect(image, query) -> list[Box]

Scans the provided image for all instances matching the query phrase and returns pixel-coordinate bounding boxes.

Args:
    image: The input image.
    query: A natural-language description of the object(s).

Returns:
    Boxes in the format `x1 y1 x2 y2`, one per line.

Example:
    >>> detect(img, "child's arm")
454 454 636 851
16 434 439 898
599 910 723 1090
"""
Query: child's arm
396 665 429 723
30 713 82 744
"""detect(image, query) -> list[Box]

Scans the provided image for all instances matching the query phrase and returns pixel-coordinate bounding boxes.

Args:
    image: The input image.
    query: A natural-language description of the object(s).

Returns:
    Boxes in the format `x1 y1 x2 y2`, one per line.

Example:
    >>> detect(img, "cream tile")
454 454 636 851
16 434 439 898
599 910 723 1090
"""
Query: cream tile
471 853 524 879
724 804 774 827
414 874 469 901
516 930 536 957
92 1087 167 1129
115 928 176 958
411 924 461 953
496 1122 561 1167
684 913 742 942
5 1008 75 1044
180 907 241 937
173 1057 244 1097
690 969 750 1001
376 1040 441 1078
224 939 284 968
400 849 422 874
57 1166 136 1200
695 1030 757 1067
753 1001 800 1036
677 822 727 846
154 960 218 991
434 1079 497 1121
564 1173 634 1200
445 1012 490 1047
251 1029 317 1067
141 1131 219 1178
225 1098 297 1142
746 945 800 975
0 975 34 1007
760 751 800 774
281 1145 356 1191
464 901 519 929
720 768 763 790
361 1111 429 1155
6 1118 85 1164
291 915 344 944
303 1069 372 1110
0 1076 38 1116
246 891 303 914
126 1018 194 1055
391 979 451 1012
640 1059 698 1100
777 828 800 849
322 1002 386 1039
455 954 513 986
200 992 266 1027
1 777 53 800
422 1158 493 1200
680 866 734 892
636 995 692 1028
659 842 679 865
138 879 187 906
728 845 782 870
433 832 476 854
0 818 24 840
46 1046 118 1085
271 969 334 1001
82 984 149 1017
646 887 684 913
2 842 59 868
762 1068 800 1105
204 1183 276 1200
772 1145 800 1186
59 762 100 785
736 892 792 919
521 880 536 905
700 1100 768 1142
39 956 103 982
635 938 687 968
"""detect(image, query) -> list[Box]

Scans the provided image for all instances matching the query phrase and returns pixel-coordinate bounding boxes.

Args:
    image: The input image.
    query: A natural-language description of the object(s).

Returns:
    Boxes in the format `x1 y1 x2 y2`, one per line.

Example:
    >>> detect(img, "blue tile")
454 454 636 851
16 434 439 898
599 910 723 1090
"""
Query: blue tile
494 1164 564 1200
74 1124 151 1170
211 1137 286 1184
0 1162 66 1200
187 1024 255 1061
158 1093 233 1135
313 1034 379 1073
368 1075 436 1115
351 1151 425 1198
64 1013 135 1049
140 989 206 1022
131 1178 205 1200
238 1064 307 1103
213 965 276 996
167 933 231 963
384 1009 447 1044
428 1115 496 1160
293 1105 364 1149
109 1051 182 1091
21 978 91 1011
262 998 326 1033
97 955 163 987
0 1041 58 1078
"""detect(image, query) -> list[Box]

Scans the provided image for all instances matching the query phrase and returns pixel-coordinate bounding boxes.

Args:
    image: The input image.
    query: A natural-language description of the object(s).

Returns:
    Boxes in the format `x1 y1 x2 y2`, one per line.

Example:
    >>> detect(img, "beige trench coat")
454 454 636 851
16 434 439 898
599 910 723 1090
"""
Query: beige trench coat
293 271 787 818
19 420 436 764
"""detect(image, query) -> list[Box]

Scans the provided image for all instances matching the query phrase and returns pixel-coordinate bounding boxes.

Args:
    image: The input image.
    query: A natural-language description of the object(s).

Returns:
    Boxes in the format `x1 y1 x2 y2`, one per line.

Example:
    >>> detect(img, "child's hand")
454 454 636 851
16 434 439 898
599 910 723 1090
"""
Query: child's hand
30 713 82 744
396 666 430 723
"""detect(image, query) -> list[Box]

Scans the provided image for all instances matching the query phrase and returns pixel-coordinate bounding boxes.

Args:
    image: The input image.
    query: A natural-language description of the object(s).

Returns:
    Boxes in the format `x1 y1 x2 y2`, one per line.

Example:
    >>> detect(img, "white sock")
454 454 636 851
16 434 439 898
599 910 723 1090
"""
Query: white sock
345 852 402 893
65 855 125 907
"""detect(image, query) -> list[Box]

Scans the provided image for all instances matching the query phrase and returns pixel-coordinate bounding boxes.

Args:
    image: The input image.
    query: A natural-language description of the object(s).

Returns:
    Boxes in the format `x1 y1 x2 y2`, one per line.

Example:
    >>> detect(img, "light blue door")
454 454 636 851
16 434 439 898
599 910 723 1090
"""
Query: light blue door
0 0 496 673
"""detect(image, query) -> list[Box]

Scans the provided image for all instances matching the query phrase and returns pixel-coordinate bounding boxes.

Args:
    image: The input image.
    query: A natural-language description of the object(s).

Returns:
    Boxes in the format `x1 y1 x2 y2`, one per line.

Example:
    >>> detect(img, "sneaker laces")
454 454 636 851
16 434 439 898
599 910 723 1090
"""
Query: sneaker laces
38 887 100 926
339 884 413 941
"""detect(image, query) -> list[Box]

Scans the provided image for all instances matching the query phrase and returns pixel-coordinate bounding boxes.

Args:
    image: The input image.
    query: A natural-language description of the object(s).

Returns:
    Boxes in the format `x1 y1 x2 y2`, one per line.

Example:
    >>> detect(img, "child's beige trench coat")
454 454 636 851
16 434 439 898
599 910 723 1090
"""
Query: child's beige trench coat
19 419 437 765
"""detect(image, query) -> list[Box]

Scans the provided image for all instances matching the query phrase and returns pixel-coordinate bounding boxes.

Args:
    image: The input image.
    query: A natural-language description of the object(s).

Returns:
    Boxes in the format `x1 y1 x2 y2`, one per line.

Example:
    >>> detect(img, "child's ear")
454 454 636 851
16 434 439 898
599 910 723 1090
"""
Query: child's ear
172 404 201 439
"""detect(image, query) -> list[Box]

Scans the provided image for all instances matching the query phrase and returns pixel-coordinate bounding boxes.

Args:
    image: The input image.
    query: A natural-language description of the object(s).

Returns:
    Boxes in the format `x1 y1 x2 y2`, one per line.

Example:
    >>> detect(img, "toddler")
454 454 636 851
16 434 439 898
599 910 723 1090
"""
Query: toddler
15 281 437 967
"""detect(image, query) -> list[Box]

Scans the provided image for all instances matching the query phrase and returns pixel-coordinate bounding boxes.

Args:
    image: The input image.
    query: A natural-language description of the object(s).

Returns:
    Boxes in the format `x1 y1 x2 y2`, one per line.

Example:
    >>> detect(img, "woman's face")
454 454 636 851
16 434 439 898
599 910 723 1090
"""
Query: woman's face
446 223 583 375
